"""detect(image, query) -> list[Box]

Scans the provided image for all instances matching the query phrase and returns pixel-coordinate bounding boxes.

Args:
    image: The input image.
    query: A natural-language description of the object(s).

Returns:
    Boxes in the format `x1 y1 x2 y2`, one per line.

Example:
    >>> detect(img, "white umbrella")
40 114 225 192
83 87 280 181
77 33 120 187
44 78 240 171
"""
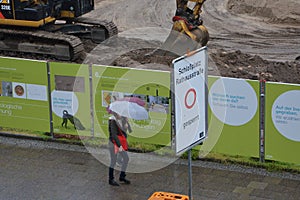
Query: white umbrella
109 101 148 120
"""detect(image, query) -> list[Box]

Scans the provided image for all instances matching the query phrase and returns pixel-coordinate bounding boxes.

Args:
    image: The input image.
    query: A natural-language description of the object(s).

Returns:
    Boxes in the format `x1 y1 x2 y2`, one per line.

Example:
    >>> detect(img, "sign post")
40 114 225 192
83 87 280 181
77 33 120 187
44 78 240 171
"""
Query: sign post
171 47 208 199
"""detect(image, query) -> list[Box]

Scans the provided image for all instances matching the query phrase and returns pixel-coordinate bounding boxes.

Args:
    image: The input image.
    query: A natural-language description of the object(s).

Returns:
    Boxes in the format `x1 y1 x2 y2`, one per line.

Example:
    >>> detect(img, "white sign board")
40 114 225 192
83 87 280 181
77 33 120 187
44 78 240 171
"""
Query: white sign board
272 90 300 142
172 47 208 155
209 77 258 126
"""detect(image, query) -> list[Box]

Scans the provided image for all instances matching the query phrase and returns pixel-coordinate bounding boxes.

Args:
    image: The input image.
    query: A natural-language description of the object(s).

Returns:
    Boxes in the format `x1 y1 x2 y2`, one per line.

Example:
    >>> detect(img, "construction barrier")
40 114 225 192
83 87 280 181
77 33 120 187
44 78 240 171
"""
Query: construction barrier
265 82 300 164
1 56 300 165
0 57 50 132
148 191 189 200
205 76 260 159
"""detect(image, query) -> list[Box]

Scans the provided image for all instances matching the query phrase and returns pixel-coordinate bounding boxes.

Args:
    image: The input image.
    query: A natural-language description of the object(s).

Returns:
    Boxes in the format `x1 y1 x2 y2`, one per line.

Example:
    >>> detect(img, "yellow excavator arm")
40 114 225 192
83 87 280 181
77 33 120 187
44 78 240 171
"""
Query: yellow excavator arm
173 0 209 46
176 0 206 17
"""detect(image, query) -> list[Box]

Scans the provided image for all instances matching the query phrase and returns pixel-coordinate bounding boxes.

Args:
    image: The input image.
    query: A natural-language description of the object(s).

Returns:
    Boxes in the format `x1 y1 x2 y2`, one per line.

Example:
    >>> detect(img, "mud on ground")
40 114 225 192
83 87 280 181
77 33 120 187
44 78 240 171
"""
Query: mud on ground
85 0 300 84
111 46 300 84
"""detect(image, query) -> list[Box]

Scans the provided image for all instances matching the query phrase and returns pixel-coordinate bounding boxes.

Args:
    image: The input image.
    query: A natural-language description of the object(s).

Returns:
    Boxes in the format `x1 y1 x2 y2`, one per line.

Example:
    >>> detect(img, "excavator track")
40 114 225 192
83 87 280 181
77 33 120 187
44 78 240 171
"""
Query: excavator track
0 28 84 61
74 18 118 43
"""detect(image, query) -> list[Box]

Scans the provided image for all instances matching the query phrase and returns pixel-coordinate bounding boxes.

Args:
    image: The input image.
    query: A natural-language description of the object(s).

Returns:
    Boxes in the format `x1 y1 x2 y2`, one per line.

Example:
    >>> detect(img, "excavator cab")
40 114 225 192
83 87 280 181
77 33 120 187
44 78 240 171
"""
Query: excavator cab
58 0 94 18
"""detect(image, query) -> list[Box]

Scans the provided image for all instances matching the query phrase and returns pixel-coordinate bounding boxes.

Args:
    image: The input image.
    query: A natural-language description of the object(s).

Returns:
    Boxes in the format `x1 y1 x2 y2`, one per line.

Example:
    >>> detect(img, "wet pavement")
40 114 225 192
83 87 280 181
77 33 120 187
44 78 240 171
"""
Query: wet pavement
0 135 300 200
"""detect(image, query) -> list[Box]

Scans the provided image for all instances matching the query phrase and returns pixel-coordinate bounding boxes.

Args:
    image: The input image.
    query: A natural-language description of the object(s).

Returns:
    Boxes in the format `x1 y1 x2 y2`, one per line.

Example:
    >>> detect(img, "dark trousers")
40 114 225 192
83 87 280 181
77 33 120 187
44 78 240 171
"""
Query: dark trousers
108 142 129 180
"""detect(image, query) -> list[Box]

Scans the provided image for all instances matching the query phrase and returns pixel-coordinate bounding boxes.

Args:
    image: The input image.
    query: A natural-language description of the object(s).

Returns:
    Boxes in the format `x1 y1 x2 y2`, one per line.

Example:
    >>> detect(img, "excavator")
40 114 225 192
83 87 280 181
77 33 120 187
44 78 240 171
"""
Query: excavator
0 0 208 61
162 0 209 55
173 0 209 46
0 0 118 60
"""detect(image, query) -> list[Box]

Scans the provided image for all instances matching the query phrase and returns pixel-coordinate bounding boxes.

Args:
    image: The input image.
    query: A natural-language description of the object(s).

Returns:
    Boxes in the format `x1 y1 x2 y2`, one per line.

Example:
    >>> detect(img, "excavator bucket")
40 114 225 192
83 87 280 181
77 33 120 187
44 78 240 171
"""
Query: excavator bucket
158 0 209 56
158 25 209 57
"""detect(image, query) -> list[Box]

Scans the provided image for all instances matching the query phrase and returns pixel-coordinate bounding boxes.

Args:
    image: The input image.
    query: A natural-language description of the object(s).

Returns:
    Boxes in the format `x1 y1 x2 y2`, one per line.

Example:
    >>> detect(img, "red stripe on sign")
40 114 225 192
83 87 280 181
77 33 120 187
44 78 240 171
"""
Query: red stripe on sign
0 12 5 19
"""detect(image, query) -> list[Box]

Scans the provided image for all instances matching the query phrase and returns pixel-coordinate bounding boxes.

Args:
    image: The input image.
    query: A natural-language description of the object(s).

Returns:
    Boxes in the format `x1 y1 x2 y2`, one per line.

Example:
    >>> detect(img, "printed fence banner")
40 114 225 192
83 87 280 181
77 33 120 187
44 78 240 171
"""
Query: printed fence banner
92 65 171 145
202 76 260 158
265 82 300 164
49 62 91 137
0 57 50 132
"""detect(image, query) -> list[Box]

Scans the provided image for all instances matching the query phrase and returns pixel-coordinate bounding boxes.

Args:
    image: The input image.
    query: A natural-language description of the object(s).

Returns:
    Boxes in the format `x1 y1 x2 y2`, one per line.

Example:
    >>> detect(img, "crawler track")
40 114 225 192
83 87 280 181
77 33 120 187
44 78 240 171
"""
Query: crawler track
0 28 84 61
0 18 118 61
75 18 118 40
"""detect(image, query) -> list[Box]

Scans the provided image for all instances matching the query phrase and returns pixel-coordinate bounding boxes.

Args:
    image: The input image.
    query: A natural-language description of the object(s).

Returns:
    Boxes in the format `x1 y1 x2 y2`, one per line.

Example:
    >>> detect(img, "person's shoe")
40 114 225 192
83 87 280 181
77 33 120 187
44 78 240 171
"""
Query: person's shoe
119 177 131 184
109 179 120 186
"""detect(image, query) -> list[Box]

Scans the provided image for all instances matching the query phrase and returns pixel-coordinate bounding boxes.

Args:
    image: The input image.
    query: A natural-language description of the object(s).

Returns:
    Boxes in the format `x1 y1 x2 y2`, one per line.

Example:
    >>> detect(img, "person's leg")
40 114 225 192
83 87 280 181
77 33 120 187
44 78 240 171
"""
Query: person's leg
108 142 119 186
119 151 130 184
116 153 123 166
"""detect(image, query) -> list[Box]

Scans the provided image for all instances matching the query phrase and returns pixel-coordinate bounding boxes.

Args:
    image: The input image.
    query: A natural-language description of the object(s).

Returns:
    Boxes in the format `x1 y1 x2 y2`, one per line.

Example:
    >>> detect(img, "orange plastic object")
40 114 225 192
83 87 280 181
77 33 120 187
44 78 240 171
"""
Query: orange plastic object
148 191 189 200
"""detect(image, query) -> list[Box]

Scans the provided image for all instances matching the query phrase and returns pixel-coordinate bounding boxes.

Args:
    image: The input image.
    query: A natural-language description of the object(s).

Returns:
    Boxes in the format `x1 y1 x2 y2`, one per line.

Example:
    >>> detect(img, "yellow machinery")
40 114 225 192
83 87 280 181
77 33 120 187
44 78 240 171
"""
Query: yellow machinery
173 0 209 46
0 0 208 60
0 0 118 60
161 0 209 56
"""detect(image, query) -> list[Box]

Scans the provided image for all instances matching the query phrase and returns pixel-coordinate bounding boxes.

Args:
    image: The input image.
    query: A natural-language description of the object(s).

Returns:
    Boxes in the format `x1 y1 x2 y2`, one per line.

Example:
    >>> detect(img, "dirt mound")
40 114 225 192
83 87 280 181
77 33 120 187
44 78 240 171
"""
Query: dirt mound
111 46 300 84
227 0 300 24
209 49 300 83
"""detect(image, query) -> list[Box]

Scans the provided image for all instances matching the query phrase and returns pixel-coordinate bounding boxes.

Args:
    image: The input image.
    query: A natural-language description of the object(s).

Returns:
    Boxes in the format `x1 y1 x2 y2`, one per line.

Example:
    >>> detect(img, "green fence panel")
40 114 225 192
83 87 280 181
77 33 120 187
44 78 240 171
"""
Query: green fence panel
49 62 91 137
201 76 260 158
92 65 171 145
265 82 300 164
0 57 50 132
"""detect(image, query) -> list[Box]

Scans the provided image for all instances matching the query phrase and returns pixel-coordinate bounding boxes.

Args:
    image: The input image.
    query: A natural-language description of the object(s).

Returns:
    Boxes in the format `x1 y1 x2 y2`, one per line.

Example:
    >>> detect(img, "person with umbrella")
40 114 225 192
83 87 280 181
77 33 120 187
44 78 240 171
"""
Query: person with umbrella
107 97 149 186
108 111 131 186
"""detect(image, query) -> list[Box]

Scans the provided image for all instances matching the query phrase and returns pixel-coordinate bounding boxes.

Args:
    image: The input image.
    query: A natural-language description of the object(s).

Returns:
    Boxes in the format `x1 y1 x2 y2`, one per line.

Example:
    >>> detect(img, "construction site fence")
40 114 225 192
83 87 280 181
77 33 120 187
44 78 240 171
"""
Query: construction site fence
0 57 299 165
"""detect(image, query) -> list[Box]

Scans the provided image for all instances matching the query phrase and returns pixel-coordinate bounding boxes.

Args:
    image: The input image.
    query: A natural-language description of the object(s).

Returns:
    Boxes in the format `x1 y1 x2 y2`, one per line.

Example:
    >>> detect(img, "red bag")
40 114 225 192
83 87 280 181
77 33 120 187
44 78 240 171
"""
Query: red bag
113 128 128 154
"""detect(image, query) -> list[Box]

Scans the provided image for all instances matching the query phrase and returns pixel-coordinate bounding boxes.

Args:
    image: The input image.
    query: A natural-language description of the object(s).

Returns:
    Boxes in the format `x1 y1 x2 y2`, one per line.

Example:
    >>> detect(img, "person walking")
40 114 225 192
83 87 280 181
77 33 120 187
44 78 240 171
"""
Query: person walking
108 112 131 186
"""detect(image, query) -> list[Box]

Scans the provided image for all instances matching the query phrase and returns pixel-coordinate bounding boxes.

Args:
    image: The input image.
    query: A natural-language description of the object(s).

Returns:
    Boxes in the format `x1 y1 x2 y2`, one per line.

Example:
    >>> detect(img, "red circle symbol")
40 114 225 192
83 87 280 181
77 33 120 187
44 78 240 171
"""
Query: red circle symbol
185 88 196 109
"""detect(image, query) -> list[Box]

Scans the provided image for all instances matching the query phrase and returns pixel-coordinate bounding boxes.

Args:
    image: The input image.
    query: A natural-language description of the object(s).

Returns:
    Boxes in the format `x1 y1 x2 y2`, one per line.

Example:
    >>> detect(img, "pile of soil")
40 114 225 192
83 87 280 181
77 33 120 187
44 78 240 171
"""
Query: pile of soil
209 49 300 83
111 47 300 84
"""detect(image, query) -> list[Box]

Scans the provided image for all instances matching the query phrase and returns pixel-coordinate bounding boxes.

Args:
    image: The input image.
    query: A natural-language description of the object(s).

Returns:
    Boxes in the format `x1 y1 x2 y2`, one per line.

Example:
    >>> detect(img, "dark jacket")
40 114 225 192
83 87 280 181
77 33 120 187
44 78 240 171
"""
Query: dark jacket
109 119 127 148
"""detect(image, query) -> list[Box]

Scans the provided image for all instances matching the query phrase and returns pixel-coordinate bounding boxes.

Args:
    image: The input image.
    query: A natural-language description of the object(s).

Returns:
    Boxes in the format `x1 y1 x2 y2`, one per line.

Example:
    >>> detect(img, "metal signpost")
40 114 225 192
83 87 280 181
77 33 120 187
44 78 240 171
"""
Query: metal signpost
171 47 208 199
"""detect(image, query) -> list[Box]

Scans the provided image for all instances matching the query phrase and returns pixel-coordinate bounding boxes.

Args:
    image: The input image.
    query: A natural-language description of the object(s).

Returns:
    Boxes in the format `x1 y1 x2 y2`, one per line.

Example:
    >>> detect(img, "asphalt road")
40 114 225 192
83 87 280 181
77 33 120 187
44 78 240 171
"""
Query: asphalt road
1 135 300 200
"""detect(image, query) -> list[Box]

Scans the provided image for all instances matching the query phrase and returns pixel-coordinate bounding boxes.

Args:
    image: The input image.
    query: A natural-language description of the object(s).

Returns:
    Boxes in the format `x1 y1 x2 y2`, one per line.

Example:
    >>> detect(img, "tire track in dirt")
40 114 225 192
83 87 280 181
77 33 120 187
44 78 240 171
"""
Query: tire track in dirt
88 0 300 62
82 0 300 84
203 0 300 62
86 0 174 32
